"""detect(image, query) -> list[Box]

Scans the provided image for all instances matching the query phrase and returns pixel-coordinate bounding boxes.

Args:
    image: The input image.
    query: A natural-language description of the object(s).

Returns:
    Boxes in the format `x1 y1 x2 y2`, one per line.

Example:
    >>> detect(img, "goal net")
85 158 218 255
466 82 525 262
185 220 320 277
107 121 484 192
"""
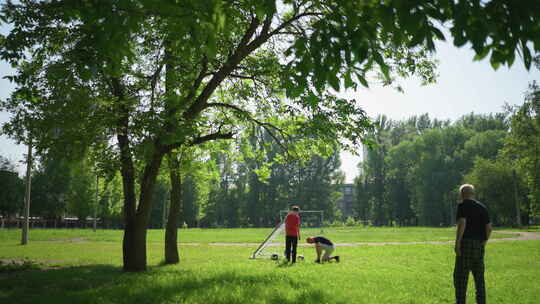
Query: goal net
249 210 325 259
249 221 285 259
279 210 324 228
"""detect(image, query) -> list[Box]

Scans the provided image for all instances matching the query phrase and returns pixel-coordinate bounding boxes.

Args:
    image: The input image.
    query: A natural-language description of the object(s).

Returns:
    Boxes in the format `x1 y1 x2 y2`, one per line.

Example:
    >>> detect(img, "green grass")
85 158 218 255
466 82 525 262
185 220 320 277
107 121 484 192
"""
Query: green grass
525 225 540 232
1 239 539 304
0 226 517 243
0 228 536 303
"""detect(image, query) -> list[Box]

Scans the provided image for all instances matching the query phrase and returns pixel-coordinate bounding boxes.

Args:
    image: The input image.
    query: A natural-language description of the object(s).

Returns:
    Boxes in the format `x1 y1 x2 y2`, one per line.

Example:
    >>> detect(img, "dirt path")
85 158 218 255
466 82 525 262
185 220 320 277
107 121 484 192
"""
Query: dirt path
490 231 540 241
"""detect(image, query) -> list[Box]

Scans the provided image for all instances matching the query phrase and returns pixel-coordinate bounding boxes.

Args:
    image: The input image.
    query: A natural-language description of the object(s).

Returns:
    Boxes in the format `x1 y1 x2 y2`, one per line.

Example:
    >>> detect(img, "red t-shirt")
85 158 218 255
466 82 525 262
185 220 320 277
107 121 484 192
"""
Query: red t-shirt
285 213 300 236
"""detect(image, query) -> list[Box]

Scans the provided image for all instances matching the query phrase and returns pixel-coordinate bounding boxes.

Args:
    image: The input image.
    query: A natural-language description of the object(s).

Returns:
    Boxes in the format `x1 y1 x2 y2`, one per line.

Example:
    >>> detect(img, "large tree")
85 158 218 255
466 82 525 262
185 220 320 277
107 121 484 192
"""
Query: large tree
2 0 539 271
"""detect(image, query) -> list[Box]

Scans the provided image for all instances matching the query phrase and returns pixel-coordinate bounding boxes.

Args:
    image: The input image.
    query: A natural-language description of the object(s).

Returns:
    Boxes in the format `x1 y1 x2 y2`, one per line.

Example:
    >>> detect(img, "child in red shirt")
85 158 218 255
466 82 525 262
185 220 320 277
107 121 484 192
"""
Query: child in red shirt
285 206 300 263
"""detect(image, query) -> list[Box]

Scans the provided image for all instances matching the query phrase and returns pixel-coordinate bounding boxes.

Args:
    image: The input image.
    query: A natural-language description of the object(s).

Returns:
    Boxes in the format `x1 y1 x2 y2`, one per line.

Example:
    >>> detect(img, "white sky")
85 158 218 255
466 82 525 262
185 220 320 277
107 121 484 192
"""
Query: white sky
1 26 539 181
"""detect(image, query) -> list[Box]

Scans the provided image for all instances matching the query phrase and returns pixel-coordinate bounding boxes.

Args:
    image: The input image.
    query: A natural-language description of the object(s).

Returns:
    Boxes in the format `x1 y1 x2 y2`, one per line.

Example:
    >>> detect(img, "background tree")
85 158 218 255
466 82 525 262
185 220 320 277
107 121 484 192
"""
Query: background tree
65 158 96 227
464 157 525 226
504 78 540 218
180 174 201 228
30 156 72 223
97 174 124 229
0 156 24 218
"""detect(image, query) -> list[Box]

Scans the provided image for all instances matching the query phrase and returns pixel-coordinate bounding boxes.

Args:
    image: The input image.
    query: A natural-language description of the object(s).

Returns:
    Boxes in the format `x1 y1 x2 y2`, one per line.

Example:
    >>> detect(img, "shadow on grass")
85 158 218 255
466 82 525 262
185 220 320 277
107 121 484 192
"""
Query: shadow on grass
0 263 333 304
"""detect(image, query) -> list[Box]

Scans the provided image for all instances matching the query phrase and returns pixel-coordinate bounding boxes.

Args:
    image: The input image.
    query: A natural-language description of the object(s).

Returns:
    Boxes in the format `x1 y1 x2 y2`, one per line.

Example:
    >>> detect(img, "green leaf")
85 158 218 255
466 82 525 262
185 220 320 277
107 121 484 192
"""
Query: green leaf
357 74 369 88
522 43 532 70
473 47 490 61
431 26 446 41
328 72 340 91
489 56 500 70
344 71 354 89
255 4 266 21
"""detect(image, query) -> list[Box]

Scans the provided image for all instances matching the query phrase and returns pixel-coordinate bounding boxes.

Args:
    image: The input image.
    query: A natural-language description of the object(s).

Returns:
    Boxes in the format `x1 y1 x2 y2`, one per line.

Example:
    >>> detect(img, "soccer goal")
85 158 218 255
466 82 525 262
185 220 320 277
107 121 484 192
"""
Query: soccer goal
249 210 325 259
278 210 324 228
249 221 285 259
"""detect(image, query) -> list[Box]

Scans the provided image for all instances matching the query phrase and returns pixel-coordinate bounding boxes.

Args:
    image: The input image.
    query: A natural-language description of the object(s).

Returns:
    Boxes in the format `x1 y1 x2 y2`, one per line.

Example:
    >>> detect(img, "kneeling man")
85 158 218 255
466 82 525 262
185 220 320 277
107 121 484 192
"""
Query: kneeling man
306 236 340 263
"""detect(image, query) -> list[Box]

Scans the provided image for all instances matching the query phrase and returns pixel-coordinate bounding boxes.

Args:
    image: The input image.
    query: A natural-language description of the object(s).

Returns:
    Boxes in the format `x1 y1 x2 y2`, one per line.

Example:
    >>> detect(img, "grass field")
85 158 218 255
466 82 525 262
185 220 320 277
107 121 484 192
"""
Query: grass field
0 226 518 243
1 228 538 304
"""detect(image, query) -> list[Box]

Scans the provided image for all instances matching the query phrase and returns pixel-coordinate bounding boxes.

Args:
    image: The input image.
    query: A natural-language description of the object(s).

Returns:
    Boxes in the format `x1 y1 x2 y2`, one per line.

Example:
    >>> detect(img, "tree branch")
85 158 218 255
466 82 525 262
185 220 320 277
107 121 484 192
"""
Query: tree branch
181 16 262 121
229 73 256 80
182 9 321 122
190 131 235 146
150 61 165 107
204 102 290 151
161 129 235 153
268 11 322 37
185 56 209 102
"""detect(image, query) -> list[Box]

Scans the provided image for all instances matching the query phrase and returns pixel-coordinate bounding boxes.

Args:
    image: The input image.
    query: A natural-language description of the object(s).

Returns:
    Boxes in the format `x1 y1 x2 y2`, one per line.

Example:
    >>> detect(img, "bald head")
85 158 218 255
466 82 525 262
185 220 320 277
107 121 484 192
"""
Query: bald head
459 184 475 201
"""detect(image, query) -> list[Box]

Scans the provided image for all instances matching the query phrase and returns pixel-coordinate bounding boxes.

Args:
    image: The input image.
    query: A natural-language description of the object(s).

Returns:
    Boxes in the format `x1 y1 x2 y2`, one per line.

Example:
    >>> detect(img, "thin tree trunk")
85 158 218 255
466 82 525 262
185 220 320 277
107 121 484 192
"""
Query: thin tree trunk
94 175 98 231
21 138 32 245
162 195 168 229
165 153 182 264
513 169 522 227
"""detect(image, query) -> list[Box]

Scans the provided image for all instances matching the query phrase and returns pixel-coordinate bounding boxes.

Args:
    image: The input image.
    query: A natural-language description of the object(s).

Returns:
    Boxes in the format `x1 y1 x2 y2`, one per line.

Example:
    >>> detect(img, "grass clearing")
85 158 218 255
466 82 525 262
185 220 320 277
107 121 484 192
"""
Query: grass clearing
0 228 537 303
0 226 517 243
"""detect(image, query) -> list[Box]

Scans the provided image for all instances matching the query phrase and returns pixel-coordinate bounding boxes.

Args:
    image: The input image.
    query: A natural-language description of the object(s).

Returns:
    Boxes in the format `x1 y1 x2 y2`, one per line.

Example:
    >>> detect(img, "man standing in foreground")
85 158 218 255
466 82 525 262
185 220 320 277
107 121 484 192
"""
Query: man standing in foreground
285 206 300 263
454 184 492 304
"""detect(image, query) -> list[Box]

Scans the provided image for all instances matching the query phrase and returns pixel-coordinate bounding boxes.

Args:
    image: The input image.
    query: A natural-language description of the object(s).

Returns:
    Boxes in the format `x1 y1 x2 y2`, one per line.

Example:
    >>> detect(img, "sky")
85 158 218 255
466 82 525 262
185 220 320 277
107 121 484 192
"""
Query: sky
1 26 539 181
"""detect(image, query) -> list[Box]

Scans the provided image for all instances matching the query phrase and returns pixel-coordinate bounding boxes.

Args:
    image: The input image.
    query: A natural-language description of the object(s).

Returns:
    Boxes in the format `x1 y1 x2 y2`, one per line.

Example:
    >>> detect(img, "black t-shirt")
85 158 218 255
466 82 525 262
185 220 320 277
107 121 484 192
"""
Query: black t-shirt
456 199 491 240
313 236 333 246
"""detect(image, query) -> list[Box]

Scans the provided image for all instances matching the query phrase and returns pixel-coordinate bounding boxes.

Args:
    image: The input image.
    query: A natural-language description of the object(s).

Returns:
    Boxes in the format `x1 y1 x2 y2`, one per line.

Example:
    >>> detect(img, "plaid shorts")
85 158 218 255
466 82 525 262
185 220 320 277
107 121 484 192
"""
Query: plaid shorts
320 243 335 260
454 239 486 304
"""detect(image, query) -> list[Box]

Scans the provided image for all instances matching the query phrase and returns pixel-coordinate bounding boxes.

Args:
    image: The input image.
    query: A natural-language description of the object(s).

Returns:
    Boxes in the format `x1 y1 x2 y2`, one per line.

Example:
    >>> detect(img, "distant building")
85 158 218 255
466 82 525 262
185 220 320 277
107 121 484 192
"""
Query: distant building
337 184 355 219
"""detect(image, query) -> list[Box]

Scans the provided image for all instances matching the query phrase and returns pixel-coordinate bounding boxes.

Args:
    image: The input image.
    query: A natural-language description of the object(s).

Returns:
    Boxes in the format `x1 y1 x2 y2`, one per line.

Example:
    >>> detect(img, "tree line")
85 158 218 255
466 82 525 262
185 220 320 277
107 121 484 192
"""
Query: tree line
0 127 344 228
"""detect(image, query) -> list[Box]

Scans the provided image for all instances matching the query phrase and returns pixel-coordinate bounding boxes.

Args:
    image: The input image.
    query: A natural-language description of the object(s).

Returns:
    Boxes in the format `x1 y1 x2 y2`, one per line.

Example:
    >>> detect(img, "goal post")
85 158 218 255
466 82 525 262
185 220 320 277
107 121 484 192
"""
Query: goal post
249 210 325 259
249 221 285 259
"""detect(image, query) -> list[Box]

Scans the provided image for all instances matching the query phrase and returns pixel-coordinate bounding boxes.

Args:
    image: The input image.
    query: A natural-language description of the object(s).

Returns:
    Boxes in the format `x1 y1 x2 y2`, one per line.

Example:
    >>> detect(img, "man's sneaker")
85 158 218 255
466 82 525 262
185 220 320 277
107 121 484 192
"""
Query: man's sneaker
334 256 340 263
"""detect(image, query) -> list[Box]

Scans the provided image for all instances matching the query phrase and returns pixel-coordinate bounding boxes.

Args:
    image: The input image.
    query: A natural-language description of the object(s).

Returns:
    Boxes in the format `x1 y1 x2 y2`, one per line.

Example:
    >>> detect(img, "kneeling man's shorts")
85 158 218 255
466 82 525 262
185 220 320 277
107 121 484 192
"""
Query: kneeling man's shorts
320 243 334 260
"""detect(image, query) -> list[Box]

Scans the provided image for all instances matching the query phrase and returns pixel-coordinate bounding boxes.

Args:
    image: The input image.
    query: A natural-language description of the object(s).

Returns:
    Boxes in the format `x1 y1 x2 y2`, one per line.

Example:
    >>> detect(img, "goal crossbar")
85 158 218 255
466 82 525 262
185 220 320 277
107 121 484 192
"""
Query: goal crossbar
279 210 324 224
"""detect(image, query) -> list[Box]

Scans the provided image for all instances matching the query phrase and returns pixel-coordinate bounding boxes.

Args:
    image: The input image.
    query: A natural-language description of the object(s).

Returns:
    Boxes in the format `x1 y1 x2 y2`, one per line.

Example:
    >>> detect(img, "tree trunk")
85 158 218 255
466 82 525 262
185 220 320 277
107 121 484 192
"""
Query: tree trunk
113 75 166 272
165 154 182 264
21 138 32 245
513 169 522 227
122 216 148 271
123 150 164 271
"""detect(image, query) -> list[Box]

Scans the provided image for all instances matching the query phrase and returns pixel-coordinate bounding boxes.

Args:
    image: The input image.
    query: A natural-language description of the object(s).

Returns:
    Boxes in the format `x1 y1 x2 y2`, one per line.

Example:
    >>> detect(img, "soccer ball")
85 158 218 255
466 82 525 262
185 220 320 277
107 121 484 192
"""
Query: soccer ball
271 253 279 261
